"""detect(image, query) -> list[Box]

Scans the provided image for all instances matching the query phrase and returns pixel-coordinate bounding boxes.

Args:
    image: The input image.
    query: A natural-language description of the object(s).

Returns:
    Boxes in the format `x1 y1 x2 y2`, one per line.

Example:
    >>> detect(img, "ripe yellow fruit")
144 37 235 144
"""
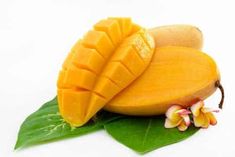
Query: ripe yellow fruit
105 46 220 115
57 18 223 126
57 18 155 126
148 25 203 49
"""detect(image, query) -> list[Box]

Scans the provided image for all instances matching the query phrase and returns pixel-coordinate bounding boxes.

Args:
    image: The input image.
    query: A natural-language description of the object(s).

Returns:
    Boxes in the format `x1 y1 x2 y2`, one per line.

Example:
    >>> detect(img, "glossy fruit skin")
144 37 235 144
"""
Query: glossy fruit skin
105 46 220 116
148 25 203 50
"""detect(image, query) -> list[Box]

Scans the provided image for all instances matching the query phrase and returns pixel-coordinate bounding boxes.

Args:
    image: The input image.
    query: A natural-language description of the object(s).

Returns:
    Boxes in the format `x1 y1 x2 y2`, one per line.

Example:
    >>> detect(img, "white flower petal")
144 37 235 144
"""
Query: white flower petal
193 112 206 127
191 101 204 116
206 112 217 125
166 105 182 122
175 109 191 115
178 121 188 131
201 115 210 128
201 107 220 113
181 114 191 126
164 118 182 128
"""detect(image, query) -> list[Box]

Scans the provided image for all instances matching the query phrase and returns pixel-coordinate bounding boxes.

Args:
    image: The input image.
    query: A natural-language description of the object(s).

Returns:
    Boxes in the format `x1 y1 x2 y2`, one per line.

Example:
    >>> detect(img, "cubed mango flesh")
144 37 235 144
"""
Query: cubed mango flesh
57 18 155 126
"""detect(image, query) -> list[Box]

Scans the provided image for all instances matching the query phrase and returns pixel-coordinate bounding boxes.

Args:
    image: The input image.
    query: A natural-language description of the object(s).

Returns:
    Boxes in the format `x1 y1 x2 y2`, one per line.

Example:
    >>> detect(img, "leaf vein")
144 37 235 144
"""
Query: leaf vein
142 118 152 146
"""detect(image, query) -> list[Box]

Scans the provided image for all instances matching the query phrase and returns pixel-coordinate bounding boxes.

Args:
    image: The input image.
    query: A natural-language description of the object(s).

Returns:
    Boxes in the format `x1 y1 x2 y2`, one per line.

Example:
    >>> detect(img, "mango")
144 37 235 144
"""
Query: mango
57 18 155 126
148 25 203 49
105 46 220 115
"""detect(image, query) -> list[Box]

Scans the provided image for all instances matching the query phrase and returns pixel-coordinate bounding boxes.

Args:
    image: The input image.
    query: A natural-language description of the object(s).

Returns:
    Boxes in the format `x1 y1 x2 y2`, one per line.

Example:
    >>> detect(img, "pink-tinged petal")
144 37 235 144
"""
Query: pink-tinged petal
175 109 191 115
165 118 182 128
206 112 217 125
191 101 204 116
181 114 191 126
166 105 182 121
201 107 220 113
178 121 188 131
193 112 206 127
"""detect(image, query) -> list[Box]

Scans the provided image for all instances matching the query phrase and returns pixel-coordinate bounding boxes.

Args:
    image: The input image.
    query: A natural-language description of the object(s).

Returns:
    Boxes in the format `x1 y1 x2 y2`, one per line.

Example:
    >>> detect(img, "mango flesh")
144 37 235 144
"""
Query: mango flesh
57 18 155 126
104 46 220 115
148 25 203 50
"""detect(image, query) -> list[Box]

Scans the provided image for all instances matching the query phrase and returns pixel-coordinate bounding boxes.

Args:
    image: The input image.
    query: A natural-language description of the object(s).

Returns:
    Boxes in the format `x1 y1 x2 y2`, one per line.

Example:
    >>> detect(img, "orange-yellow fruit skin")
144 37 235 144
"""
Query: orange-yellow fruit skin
148 25 203 50
104 46 220 116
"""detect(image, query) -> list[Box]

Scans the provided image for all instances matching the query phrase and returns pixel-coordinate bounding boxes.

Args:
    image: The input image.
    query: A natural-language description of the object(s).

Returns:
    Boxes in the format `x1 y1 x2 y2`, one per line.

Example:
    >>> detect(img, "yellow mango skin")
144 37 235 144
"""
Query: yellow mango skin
57 18 155 126
105 46 220 116
148 25 203 50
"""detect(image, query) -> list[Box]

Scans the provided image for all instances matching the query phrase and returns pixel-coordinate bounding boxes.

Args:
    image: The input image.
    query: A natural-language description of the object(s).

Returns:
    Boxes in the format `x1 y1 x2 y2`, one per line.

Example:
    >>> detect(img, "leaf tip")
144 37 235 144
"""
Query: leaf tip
14 142 20 150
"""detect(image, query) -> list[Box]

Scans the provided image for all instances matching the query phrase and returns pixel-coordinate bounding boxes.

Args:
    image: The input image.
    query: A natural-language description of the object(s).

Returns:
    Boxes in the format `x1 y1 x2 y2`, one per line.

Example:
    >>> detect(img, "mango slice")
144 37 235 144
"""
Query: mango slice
105 46 220 115
57 18 155 126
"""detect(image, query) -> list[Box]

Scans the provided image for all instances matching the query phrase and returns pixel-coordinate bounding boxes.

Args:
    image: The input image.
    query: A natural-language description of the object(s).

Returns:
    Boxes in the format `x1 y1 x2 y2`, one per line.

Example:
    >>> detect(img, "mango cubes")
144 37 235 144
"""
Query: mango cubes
57 18 155 126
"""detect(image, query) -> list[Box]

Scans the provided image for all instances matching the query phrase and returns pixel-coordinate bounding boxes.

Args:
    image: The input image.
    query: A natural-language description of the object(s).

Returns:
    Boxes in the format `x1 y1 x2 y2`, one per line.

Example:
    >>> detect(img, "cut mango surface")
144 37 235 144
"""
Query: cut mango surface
57 18 155 126
105 46 220 116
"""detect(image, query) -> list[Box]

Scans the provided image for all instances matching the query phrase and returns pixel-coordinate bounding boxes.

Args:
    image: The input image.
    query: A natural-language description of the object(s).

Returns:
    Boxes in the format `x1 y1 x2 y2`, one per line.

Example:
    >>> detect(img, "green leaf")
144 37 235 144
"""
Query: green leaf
15 97 122 149
104 116 199 154
15 97 199 153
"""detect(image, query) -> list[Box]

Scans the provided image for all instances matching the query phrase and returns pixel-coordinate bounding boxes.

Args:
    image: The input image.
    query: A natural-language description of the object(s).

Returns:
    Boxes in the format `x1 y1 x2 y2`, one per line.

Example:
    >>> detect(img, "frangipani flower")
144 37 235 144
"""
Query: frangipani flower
191 101 219 128
164 105 191 131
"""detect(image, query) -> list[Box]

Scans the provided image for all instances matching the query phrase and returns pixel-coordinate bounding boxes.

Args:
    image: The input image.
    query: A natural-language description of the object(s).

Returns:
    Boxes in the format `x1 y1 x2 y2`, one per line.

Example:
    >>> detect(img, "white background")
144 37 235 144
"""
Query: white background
1 0 235 156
